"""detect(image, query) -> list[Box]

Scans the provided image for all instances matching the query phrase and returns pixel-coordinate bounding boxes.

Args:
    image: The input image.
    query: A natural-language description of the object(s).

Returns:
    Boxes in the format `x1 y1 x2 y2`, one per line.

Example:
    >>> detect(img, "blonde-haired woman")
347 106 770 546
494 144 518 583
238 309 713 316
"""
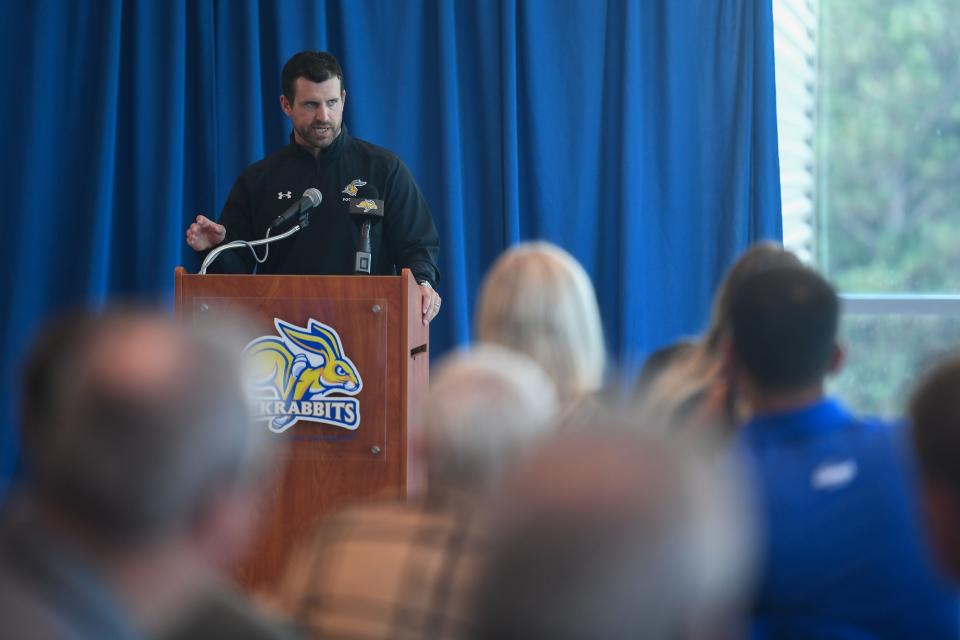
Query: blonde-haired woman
475 241 606 404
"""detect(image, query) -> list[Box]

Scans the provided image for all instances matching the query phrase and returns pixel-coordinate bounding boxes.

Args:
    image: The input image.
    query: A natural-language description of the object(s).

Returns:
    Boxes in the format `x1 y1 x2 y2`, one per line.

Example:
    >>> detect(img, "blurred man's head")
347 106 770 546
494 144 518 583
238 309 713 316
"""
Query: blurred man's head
729 266 842 402
19 308 274 562
472 420 755 640
420 345 557 495
705 242 802 353
910 354 960 580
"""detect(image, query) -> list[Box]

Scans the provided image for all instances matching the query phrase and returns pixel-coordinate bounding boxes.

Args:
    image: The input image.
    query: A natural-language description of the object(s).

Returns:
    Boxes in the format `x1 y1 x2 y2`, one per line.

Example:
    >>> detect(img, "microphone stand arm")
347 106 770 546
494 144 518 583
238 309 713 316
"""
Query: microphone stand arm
199 222 305 275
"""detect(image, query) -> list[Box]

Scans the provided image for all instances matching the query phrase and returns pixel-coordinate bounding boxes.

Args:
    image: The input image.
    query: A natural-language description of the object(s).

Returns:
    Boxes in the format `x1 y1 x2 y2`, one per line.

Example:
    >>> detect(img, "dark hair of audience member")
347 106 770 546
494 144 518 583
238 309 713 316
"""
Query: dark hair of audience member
704 243 803 353
18 309 262 546
729 266 839 392
634 244 802 435
19 311 100 452
907 353 960 580
910 354 960 491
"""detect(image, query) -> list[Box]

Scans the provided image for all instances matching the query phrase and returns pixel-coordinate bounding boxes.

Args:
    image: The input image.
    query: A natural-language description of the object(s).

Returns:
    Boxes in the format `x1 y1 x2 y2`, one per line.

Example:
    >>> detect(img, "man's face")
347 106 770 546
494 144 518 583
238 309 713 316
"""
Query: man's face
280 76 346 153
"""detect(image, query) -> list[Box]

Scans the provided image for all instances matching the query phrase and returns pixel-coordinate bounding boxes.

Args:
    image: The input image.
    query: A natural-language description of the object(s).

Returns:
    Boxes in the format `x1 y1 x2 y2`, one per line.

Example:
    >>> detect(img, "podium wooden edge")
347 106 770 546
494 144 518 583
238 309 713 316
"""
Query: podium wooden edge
174 266 185 318
400 268 429 498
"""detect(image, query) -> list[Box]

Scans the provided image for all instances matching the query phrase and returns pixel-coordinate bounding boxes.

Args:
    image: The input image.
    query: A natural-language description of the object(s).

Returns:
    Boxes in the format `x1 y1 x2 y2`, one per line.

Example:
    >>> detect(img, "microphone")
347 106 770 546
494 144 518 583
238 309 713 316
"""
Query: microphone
270 188 322 229
348 186 384 274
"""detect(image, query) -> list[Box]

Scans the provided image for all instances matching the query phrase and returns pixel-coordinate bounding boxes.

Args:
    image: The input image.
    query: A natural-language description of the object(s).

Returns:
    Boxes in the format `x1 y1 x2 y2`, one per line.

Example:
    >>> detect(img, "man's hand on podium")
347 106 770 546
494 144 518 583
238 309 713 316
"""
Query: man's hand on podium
186 214 227 252
420 281 441 325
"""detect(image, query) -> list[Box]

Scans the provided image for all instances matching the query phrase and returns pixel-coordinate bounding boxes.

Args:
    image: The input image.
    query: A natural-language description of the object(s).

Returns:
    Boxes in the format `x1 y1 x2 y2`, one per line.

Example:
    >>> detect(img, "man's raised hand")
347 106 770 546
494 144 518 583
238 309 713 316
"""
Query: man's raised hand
185 215 226 252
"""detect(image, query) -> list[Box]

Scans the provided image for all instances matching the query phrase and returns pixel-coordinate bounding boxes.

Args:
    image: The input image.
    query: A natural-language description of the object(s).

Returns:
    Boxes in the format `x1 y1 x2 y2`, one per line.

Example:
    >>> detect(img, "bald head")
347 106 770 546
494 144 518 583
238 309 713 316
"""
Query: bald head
421 344 557 493
20 309 269 544
81 318 194 394
473 423 754 640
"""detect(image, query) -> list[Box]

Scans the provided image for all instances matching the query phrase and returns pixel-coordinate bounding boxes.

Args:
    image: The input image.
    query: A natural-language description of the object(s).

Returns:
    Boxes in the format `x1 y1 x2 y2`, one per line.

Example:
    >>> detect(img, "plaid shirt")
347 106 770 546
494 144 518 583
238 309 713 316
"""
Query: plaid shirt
275 496 487 640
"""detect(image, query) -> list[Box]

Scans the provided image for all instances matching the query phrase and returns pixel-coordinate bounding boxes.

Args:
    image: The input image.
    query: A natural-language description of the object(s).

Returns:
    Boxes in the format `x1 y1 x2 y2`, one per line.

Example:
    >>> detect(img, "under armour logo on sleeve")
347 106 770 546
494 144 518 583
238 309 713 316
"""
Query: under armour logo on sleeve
278 191 292 200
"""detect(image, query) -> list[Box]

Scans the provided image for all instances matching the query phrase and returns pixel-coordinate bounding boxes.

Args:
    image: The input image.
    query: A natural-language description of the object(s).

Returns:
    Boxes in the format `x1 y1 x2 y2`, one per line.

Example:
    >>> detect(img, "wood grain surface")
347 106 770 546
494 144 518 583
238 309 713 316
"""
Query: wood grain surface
173 267 429 589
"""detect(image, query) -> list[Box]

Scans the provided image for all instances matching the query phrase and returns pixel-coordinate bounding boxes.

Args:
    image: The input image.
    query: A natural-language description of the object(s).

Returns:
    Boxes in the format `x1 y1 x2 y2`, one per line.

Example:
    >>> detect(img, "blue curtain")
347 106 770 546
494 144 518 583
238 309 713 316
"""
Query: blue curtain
0 0 781 496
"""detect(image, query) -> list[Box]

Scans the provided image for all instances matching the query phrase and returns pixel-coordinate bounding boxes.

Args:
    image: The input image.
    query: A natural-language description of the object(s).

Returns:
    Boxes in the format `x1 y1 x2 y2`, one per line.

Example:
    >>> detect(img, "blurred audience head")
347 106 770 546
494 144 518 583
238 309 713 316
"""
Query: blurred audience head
634 339 697 402
729 265 841 398
472 415 754 640
475 241 605 401
20 308 272 555
634 243 801 435
421 345 557 495
910 353 960 580
704 242 802 353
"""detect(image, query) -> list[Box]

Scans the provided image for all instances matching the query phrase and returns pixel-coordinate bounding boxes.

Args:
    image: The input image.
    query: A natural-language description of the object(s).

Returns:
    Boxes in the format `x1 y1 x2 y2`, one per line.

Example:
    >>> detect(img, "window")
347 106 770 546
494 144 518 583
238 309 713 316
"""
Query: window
775 0 960 416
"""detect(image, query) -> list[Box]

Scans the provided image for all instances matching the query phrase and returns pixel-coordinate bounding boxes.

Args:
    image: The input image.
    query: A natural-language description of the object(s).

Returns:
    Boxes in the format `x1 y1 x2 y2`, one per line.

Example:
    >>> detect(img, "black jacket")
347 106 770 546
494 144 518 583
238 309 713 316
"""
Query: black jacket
211 126 440 287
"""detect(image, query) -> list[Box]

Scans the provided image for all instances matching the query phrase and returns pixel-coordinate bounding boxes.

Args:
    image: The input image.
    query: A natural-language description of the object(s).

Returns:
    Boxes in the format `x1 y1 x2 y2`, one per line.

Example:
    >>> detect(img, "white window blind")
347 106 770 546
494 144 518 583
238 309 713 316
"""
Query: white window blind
773 0 817 263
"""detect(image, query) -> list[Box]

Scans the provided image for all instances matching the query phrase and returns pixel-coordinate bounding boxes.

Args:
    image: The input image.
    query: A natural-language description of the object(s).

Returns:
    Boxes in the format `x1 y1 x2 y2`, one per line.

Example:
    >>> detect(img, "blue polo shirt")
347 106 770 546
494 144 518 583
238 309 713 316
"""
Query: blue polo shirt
740 398 960 639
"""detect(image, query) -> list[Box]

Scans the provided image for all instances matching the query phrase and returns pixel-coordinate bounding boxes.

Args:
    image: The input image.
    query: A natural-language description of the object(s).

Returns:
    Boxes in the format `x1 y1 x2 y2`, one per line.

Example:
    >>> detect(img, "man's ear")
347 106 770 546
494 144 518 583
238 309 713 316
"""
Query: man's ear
828 344 845 376
341 89 347 110
280 94 293 117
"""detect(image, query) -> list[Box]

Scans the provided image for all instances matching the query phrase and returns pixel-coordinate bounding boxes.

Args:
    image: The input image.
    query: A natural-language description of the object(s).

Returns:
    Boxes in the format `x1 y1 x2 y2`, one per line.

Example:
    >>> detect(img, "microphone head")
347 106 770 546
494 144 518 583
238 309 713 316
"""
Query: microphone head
302 188 323 209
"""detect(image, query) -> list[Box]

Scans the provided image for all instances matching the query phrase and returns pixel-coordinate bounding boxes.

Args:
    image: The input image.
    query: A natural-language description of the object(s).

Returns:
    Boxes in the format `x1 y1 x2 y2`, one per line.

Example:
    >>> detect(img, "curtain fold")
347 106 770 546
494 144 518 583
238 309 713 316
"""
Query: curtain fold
0 0 781 497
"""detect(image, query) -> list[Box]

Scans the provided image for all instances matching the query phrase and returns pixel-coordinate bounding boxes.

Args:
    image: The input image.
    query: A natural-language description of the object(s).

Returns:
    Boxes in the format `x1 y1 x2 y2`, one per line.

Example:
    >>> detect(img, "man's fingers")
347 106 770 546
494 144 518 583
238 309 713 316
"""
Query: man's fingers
194 215 221 232
421 290 441 325
188 216 225 248
421 287 437 325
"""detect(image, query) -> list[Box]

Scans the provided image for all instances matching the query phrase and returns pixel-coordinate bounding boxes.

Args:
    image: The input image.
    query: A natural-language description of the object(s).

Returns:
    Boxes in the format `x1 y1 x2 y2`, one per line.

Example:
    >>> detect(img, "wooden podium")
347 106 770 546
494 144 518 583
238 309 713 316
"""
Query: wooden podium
174 267 429 589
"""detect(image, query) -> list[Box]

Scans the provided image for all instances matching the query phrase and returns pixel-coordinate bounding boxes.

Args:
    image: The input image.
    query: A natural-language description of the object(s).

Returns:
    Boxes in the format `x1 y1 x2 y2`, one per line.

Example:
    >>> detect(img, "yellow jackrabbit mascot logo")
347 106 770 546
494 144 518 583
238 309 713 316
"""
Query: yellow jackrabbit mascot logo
341 178 367 197
244 318 363 433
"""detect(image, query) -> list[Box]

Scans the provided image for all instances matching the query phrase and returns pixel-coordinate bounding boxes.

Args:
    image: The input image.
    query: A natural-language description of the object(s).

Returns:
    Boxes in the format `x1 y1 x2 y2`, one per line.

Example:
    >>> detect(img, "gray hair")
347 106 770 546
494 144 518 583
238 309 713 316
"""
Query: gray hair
20 308 273 543
474 242 606 402
473 420 756 640
421 344 558 493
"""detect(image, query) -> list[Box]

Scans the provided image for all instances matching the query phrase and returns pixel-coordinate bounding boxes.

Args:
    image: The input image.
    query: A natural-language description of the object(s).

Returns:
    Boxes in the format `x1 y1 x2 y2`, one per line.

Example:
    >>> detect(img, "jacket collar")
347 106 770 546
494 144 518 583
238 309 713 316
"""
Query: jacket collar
741 397 852 446
288 124 349 168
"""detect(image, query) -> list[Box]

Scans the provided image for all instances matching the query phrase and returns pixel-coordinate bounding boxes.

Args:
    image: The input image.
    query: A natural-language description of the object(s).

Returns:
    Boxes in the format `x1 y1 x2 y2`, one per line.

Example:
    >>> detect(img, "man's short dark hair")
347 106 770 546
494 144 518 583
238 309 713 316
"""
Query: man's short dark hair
281 51 344 102
20 311 99 445
730 266 839 392
910 354 960 491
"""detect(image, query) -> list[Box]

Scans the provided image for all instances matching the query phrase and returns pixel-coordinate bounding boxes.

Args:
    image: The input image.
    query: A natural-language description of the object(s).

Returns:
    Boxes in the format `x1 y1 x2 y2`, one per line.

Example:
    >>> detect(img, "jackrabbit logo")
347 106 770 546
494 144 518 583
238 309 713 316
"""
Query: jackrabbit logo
341 178 367 197
244 318 363 433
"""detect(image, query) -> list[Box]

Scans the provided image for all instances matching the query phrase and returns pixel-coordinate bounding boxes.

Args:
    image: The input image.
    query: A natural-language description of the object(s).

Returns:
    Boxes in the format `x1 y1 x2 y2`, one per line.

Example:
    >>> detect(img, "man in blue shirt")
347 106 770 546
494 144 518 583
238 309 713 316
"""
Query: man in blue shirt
729 265 959 639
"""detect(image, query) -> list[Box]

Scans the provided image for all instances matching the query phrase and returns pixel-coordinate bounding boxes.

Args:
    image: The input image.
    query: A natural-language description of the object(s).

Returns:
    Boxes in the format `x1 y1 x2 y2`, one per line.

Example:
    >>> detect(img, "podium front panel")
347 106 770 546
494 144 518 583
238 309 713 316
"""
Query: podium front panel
173 270 427 589
193 295 390 461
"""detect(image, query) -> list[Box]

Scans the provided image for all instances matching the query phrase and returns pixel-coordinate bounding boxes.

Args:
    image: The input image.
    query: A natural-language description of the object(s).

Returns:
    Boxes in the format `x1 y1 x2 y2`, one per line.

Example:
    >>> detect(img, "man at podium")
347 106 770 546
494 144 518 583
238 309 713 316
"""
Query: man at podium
186 51 442 324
